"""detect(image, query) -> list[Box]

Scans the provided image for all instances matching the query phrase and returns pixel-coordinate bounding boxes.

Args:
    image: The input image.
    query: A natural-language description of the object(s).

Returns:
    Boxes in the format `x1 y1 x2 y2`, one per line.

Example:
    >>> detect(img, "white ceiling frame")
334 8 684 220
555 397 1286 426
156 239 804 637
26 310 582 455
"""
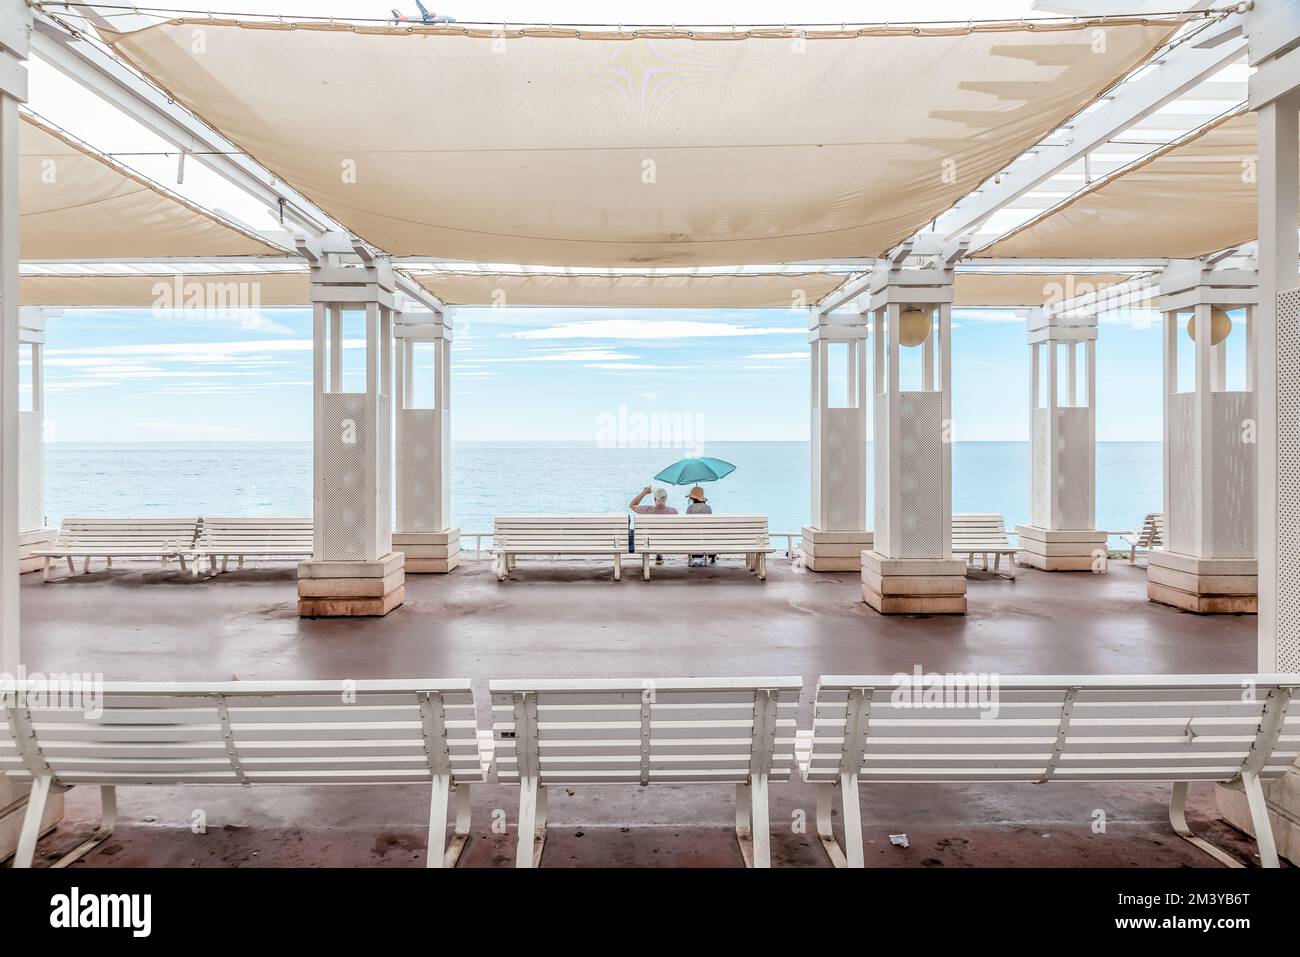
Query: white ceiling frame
28 9 448 316
814 6 1246 316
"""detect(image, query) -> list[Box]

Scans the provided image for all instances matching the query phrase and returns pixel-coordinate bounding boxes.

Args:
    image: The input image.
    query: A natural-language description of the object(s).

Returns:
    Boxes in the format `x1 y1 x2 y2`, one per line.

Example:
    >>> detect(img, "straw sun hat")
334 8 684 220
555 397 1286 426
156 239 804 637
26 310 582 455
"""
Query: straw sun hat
687 486 707 502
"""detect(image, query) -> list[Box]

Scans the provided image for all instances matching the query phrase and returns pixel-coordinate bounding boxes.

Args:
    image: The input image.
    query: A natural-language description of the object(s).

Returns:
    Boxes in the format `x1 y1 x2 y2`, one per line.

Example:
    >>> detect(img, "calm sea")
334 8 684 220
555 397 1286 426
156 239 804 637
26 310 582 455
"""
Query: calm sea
43 441 1162 539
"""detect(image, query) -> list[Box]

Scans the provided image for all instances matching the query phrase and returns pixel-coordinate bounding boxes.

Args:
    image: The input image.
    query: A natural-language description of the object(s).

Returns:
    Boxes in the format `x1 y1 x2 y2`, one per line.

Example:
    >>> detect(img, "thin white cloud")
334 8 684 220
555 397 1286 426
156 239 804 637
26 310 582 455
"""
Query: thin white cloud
507 320 800 340
583 363 692 370
47 339 363 358
743 352 806 360
460 349 638 363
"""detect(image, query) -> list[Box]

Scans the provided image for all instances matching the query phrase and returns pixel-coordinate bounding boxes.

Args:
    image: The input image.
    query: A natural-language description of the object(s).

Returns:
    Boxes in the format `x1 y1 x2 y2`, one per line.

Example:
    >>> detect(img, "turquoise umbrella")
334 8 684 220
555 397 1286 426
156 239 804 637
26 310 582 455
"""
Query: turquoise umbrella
654 457 736 485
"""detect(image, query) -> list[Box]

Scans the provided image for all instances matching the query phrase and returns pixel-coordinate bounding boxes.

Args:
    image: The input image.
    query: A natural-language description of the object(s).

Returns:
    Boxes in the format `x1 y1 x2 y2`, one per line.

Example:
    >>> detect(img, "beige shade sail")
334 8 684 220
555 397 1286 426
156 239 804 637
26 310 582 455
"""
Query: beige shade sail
954 272 1141 308
20 271 310 307
978 110 1263 260
21 114 284 259
414 270 844 308
105 17 1178 266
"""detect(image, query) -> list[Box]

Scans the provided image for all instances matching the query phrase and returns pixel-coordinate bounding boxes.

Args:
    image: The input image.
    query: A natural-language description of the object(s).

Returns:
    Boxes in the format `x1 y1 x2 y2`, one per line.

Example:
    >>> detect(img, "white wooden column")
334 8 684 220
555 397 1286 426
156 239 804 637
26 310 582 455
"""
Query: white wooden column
16 308 54 573
860 260 966 614
392 309 460 573
1016 310 1106 571
801 313 872 571
295 232 404 617
1147 264 1258 614
0 0 27 673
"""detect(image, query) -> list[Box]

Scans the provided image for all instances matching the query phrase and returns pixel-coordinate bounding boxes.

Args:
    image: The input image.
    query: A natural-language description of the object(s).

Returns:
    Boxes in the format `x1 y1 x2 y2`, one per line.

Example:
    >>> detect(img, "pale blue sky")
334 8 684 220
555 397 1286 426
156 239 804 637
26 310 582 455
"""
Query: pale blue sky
37 306 1169 444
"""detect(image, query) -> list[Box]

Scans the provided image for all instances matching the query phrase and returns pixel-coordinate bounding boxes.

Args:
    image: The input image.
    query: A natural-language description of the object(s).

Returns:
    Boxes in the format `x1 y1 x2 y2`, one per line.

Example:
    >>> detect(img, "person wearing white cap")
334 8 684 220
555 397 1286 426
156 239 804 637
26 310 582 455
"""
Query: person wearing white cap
629 485 678 564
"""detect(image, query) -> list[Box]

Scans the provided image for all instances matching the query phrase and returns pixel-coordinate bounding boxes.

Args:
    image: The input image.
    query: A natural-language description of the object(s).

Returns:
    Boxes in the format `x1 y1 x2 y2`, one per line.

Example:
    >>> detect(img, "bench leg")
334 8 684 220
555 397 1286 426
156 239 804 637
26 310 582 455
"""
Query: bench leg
52 786 117 869
495 553 506 582
443 782 473 868
1008 554 1017 580
757 552 767 581
42 557 50 583
106 557 112 569
67 557 76 577
735 782 753 866
1242 771 1280 869
1168 781 1244 868
516 777 547 868
13 776 53 868
840 772 864 867
642 553 651 581
815 782 847 867
426 774 451 868
613 552 621 582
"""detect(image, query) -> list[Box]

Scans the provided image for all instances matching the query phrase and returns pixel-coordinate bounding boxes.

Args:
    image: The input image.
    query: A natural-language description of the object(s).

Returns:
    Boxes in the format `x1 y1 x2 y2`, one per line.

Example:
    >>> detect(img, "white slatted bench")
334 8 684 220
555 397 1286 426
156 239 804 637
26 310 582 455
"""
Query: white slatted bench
952 513 1018 579
633 514 775 580
33 517 202 581
1 679 492 869
490 677 801 867
797 674 1300 869
1122 512 1165 564
192 517 314 576
491 515 629 581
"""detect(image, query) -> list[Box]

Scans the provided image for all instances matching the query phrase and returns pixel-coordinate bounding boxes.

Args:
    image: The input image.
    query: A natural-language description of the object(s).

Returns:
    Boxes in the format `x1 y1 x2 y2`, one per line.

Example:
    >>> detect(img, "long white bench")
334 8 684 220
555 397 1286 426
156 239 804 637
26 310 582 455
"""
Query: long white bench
798 674 1300 868
491 515 629 581
490 677 801 867
633 514 775 580
1 679 493 868
1122 512 1165 564
34 517 202 581
952 513 1018 579
192 516 314 576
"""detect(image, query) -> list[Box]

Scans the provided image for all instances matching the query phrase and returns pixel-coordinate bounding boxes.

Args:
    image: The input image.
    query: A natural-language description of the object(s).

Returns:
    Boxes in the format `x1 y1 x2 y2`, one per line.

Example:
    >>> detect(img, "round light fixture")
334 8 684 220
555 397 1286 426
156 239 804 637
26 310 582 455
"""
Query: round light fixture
1185 306 1234 346
898 306 933 347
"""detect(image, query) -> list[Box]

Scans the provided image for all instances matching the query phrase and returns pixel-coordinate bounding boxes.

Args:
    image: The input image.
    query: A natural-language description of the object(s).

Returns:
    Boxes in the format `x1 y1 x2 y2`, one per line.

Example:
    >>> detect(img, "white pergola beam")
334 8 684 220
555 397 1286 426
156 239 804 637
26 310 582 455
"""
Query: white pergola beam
922 6 1247 244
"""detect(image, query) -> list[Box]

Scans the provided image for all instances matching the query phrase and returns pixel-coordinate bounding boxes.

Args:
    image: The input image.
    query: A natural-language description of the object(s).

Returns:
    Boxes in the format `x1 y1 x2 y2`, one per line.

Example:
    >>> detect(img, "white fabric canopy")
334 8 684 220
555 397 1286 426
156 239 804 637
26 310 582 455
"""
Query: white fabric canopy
106 17 1178 266
20 271 310 307
20 114 283 260
953 272 1139 308
978 111 1262 260
415 270 844 308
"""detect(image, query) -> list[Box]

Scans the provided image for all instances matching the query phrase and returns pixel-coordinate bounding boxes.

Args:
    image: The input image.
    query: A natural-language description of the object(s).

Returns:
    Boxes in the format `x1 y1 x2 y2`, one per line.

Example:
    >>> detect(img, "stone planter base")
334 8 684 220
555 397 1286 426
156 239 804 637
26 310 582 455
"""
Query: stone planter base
298 552 405 617
1146 551 1257 614
1015 525 1108 572
861 551 967 615
18 529 54 575
1215 763 1300 866
800 527 873 572
393 529 460 574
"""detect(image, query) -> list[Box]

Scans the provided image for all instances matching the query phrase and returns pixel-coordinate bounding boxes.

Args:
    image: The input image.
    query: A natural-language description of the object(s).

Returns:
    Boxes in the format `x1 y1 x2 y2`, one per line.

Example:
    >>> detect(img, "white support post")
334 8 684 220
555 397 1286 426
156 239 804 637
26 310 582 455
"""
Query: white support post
860 257 967 614
17 308 55 573
1016 308 1106 571
393 309 460 573
801 311 872 571
0 0 62 863
1214 0 1300 869
1147 263 1258 614
296 232 404 618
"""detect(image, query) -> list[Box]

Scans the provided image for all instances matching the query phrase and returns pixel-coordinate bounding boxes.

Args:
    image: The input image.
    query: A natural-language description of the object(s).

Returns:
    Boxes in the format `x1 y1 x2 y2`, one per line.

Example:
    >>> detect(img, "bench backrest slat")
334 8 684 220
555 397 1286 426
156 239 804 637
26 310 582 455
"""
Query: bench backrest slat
804 675 1300 784
634 515 769 548
54 518 202 550
493 515 628 549
490 677 801 785
197 517 314 550
0 680 485 787
951 514 1011 548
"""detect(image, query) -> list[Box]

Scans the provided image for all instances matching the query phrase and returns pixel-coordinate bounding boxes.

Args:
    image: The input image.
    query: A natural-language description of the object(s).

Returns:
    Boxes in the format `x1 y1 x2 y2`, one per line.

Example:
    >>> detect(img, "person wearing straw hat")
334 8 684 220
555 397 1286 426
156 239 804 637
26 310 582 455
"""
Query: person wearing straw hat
684 486 714 565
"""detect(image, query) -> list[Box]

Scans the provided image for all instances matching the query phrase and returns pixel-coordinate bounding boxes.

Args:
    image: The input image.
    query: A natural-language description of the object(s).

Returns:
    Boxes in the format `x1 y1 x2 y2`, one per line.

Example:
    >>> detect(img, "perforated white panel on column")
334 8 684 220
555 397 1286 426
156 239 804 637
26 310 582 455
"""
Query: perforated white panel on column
1206 392 1255 559
18 411 42 534
894 392 945 559
823 408 865 530
320 392 369 561
1167 393 1197 556
1275 288 1300 672
396 407 449 532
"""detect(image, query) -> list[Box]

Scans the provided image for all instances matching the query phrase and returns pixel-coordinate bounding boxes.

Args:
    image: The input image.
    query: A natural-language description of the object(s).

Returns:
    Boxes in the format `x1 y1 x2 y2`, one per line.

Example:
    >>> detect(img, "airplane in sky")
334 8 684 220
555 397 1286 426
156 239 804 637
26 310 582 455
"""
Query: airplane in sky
390 1 456 24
